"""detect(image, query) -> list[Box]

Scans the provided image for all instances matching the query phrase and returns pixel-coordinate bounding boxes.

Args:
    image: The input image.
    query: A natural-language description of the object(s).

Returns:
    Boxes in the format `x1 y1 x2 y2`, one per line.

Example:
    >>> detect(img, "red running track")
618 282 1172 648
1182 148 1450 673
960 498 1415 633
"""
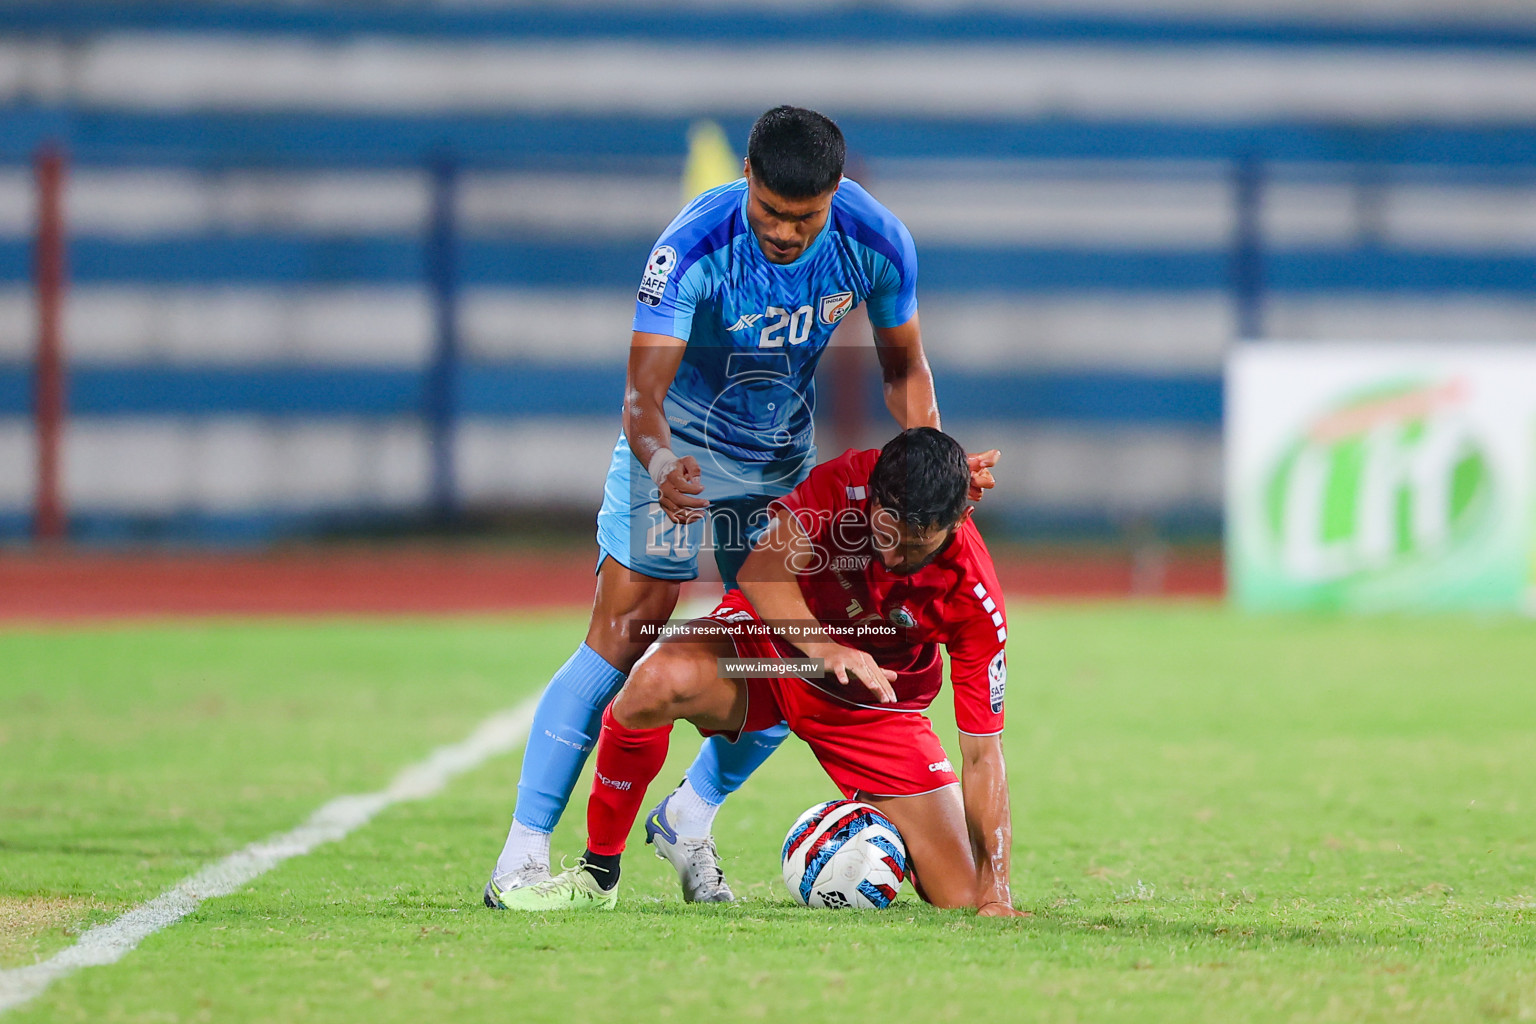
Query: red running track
0 548 1222 621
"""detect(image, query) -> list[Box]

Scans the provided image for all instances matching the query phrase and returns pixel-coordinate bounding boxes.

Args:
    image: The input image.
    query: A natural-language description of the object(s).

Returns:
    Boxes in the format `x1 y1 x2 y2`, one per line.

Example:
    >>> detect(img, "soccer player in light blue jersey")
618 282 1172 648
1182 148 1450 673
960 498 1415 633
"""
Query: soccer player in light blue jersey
486 106 997 907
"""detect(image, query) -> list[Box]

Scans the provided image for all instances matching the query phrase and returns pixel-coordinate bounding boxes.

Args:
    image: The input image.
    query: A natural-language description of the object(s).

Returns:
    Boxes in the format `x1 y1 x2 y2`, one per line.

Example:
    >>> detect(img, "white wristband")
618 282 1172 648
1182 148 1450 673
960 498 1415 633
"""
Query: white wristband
647 447 680 487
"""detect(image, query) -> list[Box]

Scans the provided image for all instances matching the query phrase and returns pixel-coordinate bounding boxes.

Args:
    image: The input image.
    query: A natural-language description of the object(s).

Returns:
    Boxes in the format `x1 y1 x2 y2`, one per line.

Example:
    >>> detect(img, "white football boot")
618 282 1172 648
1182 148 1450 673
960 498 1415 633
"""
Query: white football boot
644 792 735 903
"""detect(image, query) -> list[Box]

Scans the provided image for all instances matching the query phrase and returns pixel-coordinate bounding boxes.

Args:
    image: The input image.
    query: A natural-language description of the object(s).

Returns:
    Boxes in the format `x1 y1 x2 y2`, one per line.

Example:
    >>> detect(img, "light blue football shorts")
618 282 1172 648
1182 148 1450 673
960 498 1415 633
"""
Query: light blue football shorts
595 432 815 586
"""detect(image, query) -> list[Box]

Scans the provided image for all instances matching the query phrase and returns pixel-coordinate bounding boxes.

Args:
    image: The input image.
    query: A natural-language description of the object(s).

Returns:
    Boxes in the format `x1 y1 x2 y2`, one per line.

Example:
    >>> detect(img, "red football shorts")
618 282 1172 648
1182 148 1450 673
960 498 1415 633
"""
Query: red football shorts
702 591 960 798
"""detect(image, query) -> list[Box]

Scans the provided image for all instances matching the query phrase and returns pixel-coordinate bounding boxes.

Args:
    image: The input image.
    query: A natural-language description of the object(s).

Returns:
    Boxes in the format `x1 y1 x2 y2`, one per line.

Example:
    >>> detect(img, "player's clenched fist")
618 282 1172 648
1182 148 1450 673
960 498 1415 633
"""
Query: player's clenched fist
650 450 709 524
817 644 898 704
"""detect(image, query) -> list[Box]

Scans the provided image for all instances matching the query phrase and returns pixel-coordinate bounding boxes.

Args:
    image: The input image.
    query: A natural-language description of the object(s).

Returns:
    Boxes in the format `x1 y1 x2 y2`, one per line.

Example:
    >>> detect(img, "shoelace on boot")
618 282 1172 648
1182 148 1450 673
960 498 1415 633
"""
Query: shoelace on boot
682 837 727 889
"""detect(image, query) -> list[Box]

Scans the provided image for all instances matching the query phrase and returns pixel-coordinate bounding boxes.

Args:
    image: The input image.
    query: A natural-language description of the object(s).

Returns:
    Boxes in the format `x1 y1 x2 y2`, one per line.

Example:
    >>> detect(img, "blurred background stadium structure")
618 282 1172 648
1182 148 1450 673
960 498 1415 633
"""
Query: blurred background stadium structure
3 1 1536 555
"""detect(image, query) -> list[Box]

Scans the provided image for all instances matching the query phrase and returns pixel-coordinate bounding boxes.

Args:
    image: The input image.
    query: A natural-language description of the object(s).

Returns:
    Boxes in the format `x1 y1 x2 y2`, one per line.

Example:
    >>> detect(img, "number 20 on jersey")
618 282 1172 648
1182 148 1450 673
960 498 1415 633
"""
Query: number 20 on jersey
759 306 813 348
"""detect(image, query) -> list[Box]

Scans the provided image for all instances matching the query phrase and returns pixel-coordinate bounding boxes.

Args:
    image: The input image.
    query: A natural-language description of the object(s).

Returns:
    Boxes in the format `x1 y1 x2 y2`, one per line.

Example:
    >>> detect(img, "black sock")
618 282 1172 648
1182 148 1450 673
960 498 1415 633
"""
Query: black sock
581 849 622 891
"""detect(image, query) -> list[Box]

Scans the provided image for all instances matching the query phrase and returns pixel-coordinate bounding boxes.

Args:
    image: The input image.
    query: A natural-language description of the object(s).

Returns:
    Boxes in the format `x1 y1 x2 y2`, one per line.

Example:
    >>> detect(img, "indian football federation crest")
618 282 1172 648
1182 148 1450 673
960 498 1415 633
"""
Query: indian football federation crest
889 605 916 629
988 651 1006 713
818 291 854 325
638 245 678 307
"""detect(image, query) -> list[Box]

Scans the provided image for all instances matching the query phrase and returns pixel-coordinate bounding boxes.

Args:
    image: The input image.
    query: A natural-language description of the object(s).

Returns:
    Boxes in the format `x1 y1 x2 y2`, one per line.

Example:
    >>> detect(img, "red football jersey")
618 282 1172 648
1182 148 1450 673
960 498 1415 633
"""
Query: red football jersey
764 448 1008 735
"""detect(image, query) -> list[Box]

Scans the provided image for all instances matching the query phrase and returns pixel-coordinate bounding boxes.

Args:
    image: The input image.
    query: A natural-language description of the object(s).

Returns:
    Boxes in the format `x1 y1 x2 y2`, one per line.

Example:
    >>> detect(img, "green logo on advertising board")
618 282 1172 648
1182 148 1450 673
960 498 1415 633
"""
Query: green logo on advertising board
1263 379 1492 582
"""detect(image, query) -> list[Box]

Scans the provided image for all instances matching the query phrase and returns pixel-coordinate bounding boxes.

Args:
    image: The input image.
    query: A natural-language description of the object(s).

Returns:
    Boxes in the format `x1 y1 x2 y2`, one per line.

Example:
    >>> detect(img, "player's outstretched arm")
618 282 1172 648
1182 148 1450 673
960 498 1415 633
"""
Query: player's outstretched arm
738 508 897 704
957 731 1025 917
872 314 940 431
625 331 707 523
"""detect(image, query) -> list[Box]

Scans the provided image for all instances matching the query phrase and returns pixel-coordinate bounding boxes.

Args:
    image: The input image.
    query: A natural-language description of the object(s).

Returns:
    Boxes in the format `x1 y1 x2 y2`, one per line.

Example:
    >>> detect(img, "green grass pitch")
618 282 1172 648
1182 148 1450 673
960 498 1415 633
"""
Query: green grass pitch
2 605 1534 1023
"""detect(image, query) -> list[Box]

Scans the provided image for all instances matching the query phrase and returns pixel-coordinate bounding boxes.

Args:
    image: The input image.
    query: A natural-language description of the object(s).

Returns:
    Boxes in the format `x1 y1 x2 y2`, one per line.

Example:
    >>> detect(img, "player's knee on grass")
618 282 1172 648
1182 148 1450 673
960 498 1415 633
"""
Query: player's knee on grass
910 837 980 910
910 865 978 910
865 788 979 910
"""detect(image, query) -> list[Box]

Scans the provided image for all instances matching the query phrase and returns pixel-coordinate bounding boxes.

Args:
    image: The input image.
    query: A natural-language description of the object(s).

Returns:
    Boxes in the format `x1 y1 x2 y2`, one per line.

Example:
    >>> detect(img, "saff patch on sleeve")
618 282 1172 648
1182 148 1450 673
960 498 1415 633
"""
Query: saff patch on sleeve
638 245 678 307
988 651 1007 713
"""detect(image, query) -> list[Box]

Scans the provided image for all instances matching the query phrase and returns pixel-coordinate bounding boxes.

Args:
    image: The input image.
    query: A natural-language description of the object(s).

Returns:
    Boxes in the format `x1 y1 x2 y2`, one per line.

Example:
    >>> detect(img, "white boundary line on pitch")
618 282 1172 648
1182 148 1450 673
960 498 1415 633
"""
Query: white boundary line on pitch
0 697 538 1016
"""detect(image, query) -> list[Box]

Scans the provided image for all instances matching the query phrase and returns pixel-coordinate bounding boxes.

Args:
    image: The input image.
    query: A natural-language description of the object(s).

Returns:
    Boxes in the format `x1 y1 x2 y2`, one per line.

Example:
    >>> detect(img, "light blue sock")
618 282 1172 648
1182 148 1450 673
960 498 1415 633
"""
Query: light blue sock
512 643 627 833
684 722 791 805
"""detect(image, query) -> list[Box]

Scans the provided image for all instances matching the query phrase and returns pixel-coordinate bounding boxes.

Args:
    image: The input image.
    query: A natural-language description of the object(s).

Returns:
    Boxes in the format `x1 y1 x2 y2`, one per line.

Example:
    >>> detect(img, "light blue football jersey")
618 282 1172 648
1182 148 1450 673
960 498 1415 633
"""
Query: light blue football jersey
632 177 918 464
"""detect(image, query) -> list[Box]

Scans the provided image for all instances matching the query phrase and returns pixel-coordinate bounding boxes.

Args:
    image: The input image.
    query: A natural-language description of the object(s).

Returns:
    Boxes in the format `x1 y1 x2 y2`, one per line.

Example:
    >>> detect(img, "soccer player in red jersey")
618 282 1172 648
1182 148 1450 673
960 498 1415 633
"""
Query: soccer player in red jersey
501 428 1024 916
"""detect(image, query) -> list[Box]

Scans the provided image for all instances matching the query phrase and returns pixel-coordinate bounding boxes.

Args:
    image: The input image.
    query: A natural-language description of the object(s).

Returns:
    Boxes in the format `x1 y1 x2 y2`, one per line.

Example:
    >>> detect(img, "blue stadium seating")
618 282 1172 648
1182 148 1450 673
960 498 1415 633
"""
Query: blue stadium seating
1 2 1534 541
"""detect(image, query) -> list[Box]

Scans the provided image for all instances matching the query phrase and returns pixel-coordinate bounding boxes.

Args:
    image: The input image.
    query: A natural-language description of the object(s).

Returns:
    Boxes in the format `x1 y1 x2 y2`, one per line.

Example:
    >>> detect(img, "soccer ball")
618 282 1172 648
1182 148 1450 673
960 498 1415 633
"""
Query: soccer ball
781 799 907 909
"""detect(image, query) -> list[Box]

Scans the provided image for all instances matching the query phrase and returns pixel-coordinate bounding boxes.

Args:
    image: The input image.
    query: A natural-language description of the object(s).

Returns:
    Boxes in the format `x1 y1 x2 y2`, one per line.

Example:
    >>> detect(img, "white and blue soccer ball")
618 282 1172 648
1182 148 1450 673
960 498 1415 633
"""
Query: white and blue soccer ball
781 799 908 909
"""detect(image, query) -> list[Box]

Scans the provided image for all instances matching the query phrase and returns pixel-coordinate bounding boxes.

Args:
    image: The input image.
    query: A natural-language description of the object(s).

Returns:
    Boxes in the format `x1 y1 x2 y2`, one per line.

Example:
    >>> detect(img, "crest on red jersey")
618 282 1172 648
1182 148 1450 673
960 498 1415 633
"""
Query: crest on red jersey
889 605 916 629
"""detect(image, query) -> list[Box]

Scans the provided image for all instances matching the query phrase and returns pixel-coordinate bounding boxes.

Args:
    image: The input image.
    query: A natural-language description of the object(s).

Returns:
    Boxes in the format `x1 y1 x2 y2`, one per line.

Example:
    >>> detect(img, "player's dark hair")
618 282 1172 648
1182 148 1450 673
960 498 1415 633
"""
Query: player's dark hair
868 428 970 530
747 106 845 199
